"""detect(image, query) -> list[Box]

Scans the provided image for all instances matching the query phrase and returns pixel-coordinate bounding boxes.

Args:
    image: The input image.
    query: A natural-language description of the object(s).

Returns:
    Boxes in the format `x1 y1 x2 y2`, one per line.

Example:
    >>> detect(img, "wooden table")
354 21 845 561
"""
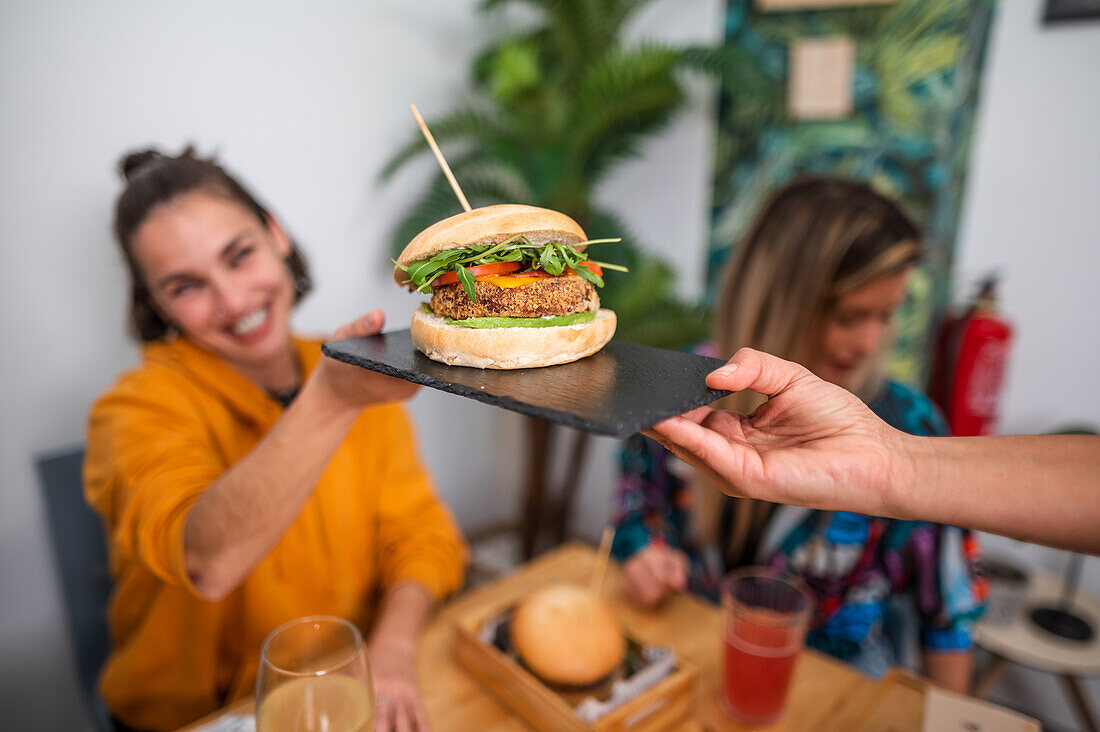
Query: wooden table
182 542 929 731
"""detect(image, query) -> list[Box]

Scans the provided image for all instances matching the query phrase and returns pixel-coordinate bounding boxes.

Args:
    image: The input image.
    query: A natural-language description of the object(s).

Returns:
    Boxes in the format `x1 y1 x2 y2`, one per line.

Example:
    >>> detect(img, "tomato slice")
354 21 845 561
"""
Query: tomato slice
432 261 521 286
574 261 603 277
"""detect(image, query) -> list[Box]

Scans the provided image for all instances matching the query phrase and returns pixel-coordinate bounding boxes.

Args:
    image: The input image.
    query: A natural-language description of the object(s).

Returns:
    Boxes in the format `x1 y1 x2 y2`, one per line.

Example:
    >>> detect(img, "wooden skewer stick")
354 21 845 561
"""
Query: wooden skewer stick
409 103 472 213
590 526 615 597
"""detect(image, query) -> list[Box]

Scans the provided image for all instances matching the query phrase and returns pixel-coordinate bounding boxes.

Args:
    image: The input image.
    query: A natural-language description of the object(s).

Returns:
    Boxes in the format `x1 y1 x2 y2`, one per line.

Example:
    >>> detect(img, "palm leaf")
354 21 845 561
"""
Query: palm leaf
388 176 468 257
474 29 555 87
567 44 682 179
600 248 675 323
378 108 514 181
876 35 962 130
615 301 712 350
388 154 539 257
449 159 534 203
677 44 778 102
511 0 605 67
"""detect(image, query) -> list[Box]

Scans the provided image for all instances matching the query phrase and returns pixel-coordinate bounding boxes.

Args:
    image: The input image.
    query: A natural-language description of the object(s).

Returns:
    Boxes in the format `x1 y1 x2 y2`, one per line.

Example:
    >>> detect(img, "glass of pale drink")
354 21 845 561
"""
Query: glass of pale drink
256 616 374 732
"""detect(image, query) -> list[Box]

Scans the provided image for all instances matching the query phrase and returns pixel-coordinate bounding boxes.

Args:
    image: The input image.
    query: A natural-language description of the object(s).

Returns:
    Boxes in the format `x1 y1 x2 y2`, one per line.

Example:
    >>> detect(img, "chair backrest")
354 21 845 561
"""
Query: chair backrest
36 447 114 731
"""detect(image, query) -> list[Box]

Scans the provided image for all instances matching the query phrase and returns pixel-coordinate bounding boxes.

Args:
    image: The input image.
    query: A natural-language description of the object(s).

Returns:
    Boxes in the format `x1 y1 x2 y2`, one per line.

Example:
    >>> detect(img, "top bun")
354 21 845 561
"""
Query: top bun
394 204 587 286
510 583 626 687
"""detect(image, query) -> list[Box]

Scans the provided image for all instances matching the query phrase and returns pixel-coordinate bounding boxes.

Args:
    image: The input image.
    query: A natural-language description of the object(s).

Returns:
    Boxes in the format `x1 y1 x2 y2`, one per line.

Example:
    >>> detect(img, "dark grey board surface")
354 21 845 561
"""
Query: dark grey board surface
322 330 730 438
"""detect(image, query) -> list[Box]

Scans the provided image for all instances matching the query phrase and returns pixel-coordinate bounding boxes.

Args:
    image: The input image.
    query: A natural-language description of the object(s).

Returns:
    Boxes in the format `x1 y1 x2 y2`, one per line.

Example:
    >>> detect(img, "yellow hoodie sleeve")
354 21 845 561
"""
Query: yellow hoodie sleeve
85 370 224 596
370 405 468 600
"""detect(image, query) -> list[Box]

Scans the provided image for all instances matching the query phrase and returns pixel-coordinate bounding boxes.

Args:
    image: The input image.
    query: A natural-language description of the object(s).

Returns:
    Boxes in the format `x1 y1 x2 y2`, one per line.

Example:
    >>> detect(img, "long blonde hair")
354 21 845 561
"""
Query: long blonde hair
695 178 922 559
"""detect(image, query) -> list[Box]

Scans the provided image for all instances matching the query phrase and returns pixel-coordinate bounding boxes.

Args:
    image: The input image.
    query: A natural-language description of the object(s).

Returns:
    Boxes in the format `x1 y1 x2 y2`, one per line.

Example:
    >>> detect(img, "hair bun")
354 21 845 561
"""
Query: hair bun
119 149 164 180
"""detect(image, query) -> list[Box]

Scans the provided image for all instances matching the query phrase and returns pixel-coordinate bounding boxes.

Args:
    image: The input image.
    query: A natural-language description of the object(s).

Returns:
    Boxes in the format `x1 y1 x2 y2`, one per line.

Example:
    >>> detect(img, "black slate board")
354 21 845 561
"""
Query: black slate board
322 330 730 438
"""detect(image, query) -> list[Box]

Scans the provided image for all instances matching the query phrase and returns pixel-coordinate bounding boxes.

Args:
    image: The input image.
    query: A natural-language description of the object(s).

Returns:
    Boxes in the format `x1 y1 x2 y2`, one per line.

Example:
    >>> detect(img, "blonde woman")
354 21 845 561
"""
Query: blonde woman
611 178 985 692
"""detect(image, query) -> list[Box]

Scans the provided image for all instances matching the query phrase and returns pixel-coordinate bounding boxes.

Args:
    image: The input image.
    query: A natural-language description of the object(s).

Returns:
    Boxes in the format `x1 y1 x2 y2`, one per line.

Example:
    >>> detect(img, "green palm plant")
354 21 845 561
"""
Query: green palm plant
380 0 763 349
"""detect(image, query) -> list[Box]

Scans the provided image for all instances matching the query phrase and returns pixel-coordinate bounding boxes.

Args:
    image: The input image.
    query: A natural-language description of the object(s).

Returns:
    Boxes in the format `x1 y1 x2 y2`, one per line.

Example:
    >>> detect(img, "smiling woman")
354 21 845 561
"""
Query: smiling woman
84 147 467 731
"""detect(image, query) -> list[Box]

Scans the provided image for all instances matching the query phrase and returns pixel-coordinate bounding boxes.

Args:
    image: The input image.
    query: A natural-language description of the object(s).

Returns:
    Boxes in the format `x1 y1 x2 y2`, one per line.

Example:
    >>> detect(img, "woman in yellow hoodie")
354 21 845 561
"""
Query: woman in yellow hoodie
85 146 467 731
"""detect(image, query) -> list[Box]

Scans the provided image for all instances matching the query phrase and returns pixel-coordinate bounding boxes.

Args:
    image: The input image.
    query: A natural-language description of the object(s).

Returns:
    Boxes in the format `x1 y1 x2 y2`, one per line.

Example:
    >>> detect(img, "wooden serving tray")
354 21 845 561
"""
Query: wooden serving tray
453 582 697 731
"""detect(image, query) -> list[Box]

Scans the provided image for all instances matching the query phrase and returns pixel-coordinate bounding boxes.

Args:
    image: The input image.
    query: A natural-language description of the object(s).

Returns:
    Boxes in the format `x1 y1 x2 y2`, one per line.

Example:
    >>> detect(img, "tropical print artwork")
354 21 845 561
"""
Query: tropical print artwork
708 0 997 384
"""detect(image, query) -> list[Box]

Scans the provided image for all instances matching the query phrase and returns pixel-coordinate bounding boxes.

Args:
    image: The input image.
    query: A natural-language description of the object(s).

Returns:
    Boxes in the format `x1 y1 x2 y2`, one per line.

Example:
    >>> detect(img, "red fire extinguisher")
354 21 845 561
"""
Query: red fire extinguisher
930 277 1014 436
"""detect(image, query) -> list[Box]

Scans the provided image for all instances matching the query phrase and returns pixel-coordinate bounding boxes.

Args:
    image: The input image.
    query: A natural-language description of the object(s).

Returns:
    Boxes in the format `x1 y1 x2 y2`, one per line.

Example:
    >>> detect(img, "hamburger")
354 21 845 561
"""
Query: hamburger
393 204 625 369
510 583 627 704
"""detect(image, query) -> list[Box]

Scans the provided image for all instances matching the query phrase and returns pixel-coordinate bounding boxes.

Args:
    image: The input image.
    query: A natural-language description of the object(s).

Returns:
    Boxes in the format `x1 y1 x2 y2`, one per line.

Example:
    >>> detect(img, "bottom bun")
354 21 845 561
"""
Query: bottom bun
410 308 616 369
549 675 618 706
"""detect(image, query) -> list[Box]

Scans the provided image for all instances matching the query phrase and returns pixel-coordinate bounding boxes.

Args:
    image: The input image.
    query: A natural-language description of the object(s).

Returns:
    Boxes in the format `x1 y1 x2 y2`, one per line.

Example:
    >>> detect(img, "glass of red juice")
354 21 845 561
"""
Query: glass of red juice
720 568 813 724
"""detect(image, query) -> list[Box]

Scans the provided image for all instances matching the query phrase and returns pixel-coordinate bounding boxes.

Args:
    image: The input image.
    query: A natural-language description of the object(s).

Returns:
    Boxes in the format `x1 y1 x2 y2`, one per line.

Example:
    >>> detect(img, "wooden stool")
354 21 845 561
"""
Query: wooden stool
974 568 1100 731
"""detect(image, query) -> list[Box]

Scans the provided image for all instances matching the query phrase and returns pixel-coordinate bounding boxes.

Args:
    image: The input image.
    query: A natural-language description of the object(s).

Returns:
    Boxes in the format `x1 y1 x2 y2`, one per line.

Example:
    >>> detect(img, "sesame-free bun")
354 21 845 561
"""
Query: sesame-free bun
511 583 626 688
411 308 615 370
394 204 587 286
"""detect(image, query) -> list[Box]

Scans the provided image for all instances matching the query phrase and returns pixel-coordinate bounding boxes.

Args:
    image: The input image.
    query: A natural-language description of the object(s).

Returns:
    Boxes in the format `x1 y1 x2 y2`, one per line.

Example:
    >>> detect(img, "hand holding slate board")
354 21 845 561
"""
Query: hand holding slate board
322 331 730 438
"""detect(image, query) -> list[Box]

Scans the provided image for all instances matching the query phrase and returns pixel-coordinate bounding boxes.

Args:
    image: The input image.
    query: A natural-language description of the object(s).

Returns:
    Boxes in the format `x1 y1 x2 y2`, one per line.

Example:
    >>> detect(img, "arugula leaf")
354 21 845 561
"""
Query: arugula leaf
454 263 478 302
539 245 556 274
589 260 629 272
573 265 603 288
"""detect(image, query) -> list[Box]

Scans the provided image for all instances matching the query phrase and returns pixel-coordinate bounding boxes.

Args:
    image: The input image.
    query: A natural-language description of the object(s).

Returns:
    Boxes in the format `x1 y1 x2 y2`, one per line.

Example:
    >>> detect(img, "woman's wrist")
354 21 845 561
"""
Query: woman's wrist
297 365 366 424
881 428 924 521
368 582 434 651
368 633 417 657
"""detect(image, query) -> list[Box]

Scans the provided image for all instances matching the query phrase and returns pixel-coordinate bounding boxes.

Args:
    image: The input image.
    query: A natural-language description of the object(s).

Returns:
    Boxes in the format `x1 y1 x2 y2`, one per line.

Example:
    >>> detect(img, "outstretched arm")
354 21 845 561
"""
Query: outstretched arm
907 431 1098 553
645 348 1100 555
184 311 420 600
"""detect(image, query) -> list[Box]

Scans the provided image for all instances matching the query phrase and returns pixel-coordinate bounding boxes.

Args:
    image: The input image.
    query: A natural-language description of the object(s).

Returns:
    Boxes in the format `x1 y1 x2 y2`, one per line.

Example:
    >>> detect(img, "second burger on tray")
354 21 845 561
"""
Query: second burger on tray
510 583 626 704
393 204 626 369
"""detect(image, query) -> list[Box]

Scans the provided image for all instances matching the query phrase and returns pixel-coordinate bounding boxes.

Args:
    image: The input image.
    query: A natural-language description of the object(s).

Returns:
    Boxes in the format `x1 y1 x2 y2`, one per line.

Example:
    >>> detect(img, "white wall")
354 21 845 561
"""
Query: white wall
0 0 719 728
957 3 1100 437
955 2 1100 729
